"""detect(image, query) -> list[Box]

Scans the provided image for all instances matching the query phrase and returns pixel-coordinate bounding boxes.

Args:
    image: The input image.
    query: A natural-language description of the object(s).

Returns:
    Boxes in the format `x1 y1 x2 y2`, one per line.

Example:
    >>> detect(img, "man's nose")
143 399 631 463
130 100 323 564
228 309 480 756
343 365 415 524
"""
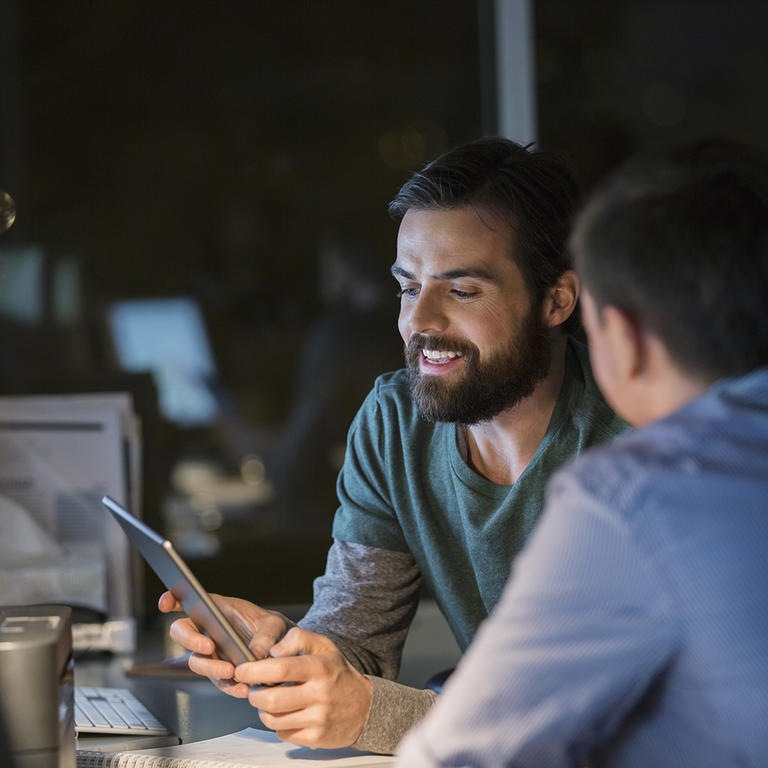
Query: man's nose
405 288 447 336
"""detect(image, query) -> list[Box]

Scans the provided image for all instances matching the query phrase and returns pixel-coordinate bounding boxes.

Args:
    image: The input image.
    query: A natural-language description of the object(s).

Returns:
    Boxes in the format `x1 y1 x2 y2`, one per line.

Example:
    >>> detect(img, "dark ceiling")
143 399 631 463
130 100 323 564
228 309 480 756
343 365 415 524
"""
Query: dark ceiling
1 0 767 463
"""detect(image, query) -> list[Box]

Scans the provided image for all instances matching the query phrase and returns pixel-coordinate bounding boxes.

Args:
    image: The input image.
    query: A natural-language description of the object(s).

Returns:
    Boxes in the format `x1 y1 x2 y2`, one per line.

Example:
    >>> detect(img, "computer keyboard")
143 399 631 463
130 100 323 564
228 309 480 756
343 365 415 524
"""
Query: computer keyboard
75 686 170 736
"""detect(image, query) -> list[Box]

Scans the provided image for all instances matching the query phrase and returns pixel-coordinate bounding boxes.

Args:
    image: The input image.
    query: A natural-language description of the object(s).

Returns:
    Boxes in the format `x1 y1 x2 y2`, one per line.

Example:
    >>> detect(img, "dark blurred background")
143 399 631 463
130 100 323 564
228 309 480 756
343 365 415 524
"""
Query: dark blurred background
1 0 767 609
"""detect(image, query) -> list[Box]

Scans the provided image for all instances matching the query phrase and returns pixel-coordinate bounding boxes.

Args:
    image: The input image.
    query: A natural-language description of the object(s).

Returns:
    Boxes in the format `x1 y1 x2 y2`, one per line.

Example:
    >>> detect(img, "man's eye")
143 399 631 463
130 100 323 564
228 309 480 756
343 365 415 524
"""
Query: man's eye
451 289 476 299
397 287 419 298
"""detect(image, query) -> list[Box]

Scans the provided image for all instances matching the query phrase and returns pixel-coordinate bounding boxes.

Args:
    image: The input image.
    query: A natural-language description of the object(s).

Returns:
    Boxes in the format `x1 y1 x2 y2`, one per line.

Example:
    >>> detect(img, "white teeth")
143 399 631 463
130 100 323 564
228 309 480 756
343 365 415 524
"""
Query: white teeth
422 349 462 363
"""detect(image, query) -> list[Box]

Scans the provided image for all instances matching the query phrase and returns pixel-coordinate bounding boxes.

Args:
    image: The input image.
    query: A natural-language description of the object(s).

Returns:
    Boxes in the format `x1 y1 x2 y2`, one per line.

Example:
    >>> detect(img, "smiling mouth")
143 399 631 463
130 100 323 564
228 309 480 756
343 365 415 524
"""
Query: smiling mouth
421 349 464 365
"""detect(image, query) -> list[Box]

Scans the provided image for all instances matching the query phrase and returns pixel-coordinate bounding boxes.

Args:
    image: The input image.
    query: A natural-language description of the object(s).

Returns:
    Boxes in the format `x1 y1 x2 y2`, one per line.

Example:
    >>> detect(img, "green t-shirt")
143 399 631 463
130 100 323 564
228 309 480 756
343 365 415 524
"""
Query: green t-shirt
332 338 627 651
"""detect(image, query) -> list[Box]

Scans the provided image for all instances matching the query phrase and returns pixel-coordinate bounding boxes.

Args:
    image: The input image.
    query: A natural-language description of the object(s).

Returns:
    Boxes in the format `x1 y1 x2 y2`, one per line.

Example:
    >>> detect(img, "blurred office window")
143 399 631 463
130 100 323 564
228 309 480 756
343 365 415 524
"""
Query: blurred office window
3 1 766 604
0 1 486 602
0 0 484 382
533 1 768 189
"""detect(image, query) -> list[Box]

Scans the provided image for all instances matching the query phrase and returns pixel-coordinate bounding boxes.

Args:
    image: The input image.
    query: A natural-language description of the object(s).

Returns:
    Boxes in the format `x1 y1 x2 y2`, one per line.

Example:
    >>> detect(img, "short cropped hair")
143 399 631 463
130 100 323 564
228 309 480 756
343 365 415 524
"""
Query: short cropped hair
388 137 581 334
571 137 768 380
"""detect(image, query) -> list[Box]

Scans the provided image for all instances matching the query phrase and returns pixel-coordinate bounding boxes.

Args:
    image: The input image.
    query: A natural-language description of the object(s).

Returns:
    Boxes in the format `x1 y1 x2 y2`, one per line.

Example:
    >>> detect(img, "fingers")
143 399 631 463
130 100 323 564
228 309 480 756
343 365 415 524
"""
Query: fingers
187 651 237 681
157 591 182 613
199 596 291 661
231 629 374 750
168 617 216 655
235 654 316 688
234 629 333 687
162 592 305 721
207 675 251 699
241 659 373 749
242 611 291 660
173 654 250 699
246 675 335 747
270 626 330 657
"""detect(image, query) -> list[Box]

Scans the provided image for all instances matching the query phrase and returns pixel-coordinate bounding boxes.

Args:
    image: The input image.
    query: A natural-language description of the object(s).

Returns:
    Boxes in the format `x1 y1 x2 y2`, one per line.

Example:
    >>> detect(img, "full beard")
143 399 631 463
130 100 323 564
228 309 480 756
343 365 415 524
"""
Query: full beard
405 313 553 425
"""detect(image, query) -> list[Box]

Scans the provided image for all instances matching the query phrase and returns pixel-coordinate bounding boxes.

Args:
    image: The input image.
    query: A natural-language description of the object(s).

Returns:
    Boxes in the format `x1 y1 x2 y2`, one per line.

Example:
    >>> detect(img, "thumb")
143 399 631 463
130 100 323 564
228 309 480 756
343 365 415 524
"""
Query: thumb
270 626 325 658
158 591 182 613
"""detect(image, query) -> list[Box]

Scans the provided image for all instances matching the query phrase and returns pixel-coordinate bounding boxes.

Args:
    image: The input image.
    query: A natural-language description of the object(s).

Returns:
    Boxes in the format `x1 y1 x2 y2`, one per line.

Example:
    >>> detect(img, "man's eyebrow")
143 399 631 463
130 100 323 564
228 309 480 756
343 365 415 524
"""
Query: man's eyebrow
391 264 413 280
391 264 499 282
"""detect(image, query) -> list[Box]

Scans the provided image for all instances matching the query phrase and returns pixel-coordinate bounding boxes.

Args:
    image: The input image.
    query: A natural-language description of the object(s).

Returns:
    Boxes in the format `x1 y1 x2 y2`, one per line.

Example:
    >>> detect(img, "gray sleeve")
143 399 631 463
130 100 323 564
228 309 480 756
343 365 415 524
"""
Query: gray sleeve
299 539 423 679
299 540 443 754
355 676 438 754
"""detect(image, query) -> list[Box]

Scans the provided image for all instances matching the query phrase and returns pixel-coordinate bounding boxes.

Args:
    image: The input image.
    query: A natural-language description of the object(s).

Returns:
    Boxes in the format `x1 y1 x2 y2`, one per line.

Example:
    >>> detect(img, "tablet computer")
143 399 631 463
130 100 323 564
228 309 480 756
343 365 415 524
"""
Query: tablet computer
102 495 255 665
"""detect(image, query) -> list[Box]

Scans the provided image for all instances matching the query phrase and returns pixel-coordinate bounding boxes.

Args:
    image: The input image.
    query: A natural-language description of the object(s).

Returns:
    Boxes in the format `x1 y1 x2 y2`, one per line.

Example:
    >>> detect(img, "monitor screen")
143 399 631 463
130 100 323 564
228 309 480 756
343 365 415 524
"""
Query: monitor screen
0 245 45 325
107 297 220 428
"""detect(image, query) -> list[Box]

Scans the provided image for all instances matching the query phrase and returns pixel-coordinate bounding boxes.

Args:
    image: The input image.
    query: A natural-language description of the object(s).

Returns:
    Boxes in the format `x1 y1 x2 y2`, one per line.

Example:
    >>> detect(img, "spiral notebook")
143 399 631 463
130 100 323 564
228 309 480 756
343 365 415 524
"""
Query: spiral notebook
76 726 395 767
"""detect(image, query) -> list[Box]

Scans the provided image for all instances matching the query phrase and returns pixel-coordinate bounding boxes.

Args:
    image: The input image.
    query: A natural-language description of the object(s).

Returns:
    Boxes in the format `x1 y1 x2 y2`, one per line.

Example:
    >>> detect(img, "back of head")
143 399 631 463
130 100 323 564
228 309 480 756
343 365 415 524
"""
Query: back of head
389 136 581 333
571 137 768 381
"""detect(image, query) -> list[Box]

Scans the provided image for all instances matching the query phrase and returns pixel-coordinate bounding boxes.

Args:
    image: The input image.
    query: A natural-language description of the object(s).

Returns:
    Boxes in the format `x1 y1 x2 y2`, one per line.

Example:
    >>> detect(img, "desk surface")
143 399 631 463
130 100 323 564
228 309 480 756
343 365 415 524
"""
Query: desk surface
73 600 460 754
74 632 264 751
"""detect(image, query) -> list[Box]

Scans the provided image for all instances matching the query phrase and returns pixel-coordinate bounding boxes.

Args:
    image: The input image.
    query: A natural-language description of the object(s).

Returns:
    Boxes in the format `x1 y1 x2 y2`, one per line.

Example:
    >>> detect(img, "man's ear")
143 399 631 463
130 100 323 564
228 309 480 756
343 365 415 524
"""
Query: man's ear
601 305 646 380
542 269 579 329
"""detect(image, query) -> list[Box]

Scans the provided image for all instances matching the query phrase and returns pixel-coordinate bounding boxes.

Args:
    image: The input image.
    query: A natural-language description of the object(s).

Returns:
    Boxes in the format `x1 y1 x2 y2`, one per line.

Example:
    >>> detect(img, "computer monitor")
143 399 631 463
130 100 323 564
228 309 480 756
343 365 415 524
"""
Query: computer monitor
106 297 221 428
0 245 82 329
0 244 45 325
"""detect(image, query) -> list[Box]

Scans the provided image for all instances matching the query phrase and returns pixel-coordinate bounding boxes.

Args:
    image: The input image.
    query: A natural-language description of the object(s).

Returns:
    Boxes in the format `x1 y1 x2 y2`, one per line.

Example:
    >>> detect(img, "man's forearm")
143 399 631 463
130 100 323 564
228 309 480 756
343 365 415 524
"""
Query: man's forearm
299 540 423 678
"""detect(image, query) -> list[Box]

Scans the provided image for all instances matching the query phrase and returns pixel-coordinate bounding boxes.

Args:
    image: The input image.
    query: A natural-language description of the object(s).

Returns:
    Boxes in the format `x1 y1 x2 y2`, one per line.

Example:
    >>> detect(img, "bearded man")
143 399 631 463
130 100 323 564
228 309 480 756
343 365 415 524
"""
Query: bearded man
160 137 627 755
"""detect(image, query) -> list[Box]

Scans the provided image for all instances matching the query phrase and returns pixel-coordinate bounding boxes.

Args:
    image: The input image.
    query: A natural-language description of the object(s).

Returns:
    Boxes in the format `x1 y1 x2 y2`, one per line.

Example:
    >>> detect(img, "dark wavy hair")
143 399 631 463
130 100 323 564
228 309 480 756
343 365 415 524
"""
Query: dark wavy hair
571 137 768 380
388 136 582 334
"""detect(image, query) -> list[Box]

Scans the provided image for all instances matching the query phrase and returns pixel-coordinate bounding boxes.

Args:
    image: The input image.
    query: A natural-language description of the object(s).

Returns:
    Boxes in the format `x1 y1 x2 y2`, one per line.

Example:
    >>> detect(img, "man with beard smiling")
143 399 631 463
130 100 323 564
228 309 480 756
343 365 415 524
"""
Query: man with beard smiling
159 137 627 755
